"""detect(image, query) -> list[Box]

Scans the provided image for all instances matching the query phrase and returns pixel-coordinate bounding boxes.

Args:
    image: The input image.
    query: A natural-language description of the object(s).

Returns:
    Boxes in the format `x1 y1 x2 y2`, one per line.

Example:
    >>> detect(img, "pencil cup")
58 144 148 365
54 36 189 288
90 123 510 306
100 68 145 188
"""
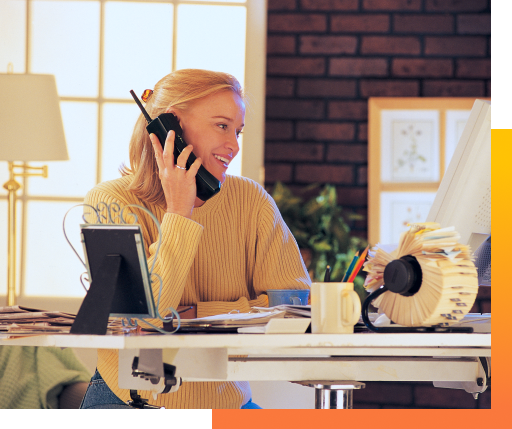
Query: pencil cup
311 282 361 334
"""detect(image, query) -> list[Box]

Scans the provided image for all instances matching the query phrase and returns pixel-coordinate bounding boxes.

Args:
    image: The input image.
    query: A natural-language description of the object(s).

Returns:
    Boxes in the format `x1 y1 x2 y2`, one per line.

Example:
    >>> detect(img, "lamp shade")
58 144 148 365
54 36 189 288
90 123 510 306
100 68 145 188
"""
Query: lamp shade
0 73 68 162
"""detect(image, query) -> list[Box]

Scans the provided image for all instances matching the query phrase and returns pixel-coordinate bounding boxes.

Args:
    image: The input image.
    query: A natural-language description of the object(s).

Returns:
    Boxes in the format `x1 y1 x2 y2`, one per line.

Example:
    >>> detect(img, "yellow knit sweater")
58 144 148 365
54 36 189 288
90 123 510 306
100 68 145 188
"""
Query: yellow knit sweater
84 174 311 408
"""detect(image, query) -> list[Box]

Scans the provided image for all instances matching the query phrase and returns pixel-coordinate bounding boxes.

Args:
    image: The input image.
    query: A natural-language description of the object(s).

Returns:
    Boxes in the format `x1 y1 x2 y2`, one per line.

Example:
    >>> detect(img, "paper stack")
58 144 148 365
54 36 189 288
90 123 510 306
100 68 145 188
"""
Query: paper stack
177 309 287 328
251 304 311 318
0 306 76 334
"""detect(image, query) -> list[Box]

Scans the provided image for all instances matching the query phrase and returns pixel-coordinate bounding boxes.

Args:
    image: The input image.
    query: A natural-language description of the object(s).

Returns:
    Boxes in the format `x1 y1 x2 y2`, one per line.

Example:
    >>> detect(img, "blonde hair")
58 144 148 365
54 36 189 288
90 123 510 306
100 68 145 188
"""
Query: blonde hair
123 69 244 206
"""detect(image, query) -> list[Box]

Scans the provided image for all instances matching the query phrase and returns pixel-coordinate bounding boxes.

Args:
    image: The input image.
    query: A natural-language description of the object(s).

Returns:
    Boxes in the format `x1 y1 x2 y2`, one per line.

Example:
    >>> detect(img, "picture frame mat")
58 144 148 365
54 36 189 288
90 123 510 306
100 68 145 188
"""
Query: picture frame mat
368 97 484 246
379 192 437 245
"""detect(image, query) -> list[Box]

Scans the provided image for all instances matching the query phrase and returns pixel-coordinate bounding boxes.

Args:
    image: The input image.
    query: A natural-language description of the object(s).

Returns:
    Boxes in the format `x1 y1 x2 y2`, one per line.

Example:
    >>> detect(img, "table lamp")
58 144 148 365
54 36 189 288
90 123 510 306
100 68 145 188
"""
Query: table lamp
0 73 69 306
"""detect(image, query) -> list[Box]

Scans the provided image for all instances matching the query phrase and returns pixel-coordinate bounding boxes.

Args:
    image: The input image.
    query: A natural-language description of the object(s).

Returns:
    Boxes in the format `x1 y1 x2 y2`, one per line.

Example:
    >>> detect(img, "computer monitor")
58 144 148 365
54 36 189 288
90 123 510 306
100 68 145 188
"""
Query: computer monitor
426 99 491 256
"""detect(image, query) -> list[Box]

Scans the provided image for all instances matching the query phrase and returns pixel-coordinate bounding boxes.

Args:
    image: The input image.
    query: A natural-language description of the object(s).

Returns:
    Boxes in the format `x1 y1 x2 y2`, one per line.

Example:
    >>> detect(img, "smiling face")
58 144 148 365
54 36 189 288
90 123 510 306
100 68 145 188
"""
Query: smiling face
168 89 245 185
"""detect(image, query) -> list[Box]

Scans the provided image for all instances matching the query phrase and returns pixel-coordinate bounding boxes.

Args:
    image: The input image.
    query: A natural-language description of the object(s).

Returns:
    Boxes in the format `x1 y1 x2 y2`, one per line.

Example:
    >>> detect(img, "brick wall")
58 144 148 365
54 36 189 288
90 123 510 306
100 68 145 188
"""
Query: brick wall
264 0 491 237
264 0 491 409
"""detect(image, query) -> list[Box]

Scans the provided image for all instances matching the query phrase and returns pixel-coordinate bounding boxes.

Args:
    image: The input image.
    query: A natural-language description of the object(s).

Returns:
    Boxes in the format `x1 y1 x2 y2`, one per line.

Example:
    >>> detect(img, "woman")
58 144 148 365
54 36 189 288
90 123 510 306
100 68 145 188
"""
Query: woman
80 69 310 409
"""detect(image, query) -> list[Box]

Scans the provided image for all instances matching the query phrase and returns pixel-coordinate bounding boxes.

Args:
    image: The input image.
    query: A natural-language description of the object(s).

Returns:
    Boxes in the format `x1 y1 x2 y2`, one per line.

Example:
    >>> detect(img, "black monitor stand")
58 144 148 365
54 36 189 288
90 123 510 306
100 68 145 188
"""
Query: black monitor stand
70 255 121 335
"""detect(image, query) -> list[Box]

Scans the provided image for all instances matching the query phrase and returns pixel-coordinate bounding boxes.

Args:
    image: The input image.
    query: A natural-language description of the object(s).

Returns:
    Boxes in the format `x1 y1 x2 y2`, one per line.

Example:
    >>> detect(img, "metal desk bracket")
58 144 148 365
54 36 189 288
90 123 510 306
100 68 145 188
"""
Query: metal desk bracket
434 356 491 399
118 348 181 408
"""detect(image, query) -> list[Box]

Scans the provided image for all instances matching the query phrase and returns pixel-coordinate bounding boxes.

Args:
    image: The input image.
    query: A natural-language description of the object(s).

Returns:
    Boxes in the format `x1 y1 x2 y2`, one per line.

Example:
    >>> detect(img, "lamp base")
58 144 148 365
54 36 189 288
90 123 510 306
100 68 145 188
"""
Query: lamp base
3 162 48 306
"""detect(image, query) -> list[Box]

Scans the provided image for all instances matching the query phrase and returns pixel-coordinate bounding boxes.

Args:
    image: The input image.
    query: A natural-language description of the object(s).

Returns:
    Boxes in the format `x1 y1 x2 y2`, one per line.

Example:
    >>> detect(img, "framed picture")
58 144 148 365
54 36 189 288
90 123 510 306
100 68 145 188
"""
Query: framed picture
368 97 488 245
379 192 437 245
380 109 440 182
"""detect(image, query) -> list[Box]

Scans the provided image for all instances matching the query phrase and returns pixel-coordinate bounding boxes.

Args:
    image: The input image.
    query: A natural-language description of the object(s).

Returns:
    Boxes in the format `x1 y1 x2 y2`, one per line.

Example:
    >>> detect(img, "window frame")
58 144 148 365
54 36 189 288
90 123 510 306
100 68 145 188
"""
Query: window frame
0 0 266 305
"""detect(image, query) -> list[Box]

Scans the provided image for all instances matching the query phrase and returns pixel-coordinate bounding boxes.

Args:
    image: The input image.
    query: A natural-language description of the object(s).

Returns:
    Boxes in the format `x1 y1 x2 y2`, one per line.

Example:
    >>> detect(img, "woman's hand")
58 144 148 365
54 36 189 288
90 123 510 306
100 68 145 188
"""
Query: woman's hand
150 130 202 218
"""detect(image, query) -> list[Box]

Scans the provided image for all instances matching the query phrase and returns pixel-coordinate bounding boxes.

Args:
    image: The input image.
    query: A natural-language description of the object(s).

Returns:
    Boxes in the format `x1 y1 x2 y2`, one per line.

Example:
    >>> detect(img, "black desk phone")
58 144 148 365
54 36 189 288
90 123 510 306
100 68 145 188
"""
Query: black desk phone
130 90 221 202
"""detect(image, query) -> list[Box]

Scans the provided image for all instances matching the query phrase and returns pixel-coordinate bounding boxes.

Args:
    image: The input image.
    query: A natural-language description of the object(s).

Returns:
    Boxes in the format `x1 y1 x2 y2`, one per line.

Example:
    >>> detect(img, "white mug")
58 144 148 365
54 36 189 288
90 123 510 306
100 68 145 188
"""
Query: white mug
311 282 361 334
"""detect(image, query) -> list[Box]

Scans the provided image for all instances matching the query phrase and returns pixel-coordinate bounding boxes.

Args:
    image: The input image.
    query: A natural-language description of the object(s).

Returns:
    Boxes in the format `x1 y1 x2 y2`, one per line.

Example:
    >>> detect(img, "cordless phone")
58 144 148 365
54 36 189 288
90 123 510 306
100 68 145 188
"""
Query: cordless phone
130 90 221 201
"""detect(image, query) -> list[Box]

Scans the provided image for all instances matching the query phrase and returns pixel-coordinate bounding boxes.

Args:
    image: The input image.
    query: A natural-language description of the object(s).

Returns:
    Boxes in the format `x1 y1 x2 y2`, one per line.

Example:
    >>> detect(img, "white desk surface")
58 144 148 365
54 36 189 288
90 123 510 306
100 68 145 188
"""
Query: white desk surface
0 332 491 384
0 332 491 356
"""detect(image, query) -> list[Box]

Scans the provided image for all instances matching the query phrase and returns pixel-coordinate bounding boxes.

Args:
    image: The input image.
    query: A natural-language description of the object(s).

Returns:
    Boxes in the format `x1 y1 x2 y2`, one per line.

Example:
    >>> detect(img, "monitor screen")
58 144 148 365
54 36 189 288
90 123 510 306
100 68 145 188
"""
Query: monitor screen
426 99 491 255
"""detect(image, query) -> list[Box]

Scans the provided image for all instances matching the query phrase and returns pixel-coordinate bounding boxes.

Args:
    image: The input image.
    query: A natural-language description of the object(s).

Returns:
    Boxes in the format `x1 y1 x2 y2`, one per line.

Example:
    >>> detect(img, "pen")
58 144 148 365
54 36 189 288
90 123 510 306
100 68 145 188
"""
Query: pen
177 306 194 314
324 265 331 282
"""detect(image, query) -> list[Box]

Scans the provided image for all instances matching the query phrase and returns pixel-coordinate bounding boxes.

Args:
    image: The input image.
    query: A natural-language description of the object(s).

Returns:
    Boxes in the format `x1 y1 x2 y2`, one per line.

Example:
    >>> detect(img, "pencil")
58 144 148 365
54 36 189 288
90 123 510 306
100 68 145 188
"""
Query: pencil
347 245 369 283
342 252 359 282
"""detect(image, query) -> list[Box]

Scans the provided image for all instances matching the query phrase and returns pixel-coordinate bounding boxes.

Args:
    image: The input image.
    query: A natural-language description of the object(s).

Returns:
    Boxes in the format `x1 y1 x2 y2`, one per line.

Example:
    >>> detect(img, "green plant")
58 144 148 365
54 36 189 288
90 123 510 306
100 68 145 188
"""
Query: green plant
270 182 368 304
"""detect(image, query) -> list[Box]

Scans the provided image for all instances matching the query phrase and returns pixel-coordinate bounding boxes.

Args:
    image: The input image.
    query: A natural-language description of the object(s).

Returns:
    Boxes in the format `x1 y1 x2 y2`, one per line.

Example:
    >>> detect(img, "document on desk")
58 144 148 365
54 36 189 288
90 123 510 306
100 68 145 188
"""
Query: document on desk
0 310 75 321
238 318 311 334
450 313 491 333
0 306 76 333
372 312 491 333
178 309 286 327
252 304 311 318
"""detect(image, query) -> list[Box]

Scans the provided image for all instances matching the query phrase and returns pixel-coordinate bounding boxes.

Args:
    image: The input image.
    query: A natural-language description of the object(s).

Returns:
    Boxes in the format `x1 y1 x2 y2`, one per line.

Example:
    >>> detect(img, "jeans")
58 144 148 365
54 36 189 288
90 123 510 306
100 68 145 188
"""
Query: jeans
80 369 261 409
80 370 132 409
240 399 262 409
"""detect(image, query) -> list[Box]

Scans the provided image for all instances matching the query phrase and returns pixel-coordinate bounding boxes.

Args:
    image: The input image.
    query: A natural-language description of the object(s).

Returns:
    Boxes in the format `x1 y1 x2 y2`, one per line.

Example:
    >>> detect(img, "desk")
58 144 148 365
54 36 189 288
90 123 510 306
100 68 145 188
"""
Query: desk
1 332 491 408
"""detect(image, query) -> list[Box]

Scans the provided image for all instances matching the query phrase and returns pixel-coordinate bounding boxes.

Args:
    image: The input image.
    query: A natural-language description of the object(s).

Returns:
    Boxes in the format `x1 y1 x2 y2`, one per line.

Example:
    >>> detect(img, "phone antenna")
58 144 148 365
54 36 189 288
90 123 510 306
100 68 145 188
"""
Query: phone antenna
130 90 152 123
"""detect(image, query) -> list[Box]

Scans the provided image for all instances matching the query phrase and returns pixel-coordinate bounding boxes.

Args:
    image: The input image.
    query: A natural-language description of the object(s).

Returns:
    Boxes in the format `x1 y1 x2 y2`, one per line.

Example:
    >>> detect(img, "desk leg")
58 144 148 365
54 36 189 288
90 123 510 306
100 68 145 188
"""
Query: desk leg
295 381 365 409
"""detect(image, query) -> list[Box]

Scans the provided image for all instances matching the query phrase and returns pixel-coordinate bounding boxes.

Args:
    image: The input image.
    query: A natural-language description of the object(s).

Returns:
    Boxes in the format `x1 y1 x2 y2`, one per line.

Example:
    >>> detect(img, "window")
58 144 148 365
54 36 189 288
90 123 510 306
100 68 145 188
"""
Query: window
0 0 266 302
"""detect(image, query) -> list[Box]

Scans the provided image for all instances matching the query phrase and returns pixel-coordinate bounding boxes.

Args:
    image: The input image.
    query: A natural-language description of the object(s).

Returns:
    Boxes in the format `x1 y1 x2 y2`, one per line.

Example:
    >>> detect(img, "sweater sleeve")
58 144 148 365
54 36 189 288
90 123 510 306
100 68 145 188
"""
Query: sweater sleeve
252 193 311 295
196 295 268 318
84 184 203 321
196 184 310 317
